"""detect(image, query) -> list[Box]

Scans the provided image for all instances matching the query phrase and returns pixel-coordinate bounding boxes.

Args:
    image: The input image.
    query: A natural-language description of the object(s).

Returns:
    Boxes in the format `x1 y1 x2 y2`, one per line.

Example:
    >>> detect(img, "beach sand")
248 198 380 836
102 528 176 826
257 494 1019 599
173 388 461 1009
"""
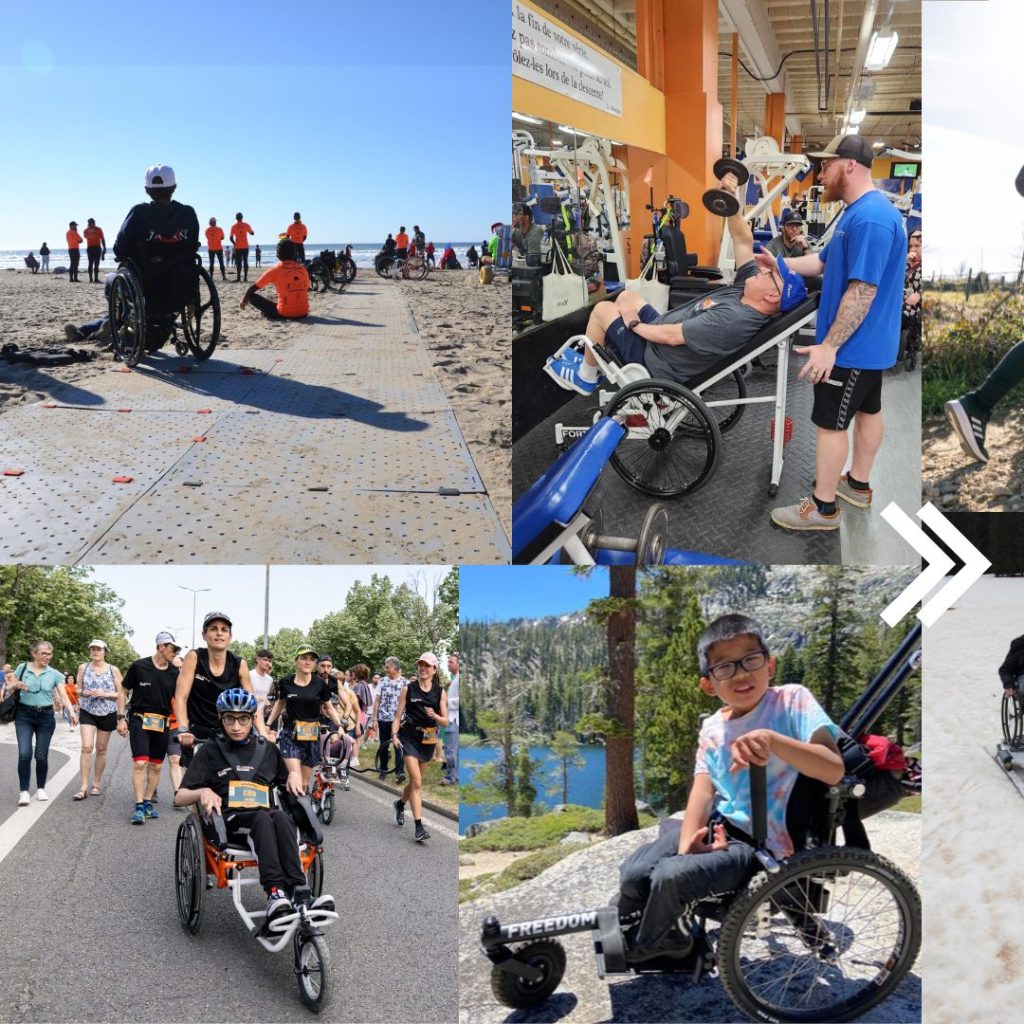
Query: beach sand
0 266 511 536
923 575 1024 1023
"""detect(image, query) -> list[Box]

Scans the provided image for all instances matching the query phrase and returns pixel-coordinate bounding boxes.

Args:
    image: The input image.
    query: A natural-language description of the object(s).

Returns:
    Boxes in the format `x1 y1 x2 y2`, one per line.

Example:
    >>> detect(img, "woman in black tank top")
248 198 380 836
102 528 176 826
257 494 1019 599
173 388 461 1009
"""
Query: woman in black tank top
392 653 448 842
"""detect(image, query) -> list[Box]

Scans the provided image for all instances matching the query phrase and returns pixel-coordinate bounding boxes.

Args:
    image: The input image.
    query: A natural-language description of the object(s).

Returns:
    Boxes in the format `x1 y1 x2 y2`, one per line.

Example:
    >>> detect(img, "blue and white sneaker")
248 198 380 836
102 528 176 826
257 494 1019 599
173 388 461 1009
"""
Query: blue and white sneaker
544 353 604 395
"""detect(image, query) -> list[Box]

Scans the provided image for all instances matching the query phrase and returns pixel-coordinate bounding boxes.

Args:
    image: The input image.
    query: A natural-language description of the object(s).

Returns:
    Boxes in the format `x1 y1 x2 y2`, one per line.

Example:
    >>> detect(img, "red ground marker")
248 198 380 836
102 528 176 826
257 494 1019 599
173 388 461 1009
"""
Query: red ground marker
192 436 207 443
3 469 25 477
112 475 134 484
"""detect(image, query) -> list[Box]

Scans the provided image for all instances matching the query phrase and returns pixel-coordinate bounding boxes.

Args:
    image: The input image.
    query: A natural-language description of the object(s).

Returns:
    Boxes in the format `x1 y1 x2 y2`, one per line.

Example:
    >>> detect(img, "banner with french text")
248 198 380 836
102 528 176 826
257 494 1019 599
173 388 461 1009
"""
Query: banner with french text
512 1 622 117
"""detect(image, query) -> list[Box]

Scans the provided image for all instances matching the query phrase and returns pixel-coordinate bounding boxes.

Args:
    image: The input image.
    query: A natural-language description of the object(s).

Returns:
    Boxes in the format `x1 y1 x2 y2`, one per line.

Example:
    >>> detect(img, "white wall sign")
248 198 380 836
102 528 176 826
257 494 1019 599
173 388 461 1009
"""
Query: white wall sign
512 2 622 117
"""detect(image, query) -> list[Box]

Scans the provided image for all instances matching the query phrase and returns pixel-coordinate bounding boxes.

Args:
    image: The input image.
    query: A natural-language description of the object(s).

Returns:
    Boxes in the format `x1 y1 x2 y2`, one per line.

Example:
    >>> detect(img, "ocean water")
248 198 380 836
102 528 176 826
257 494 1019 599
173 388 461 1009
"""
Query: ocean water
0 242 482 273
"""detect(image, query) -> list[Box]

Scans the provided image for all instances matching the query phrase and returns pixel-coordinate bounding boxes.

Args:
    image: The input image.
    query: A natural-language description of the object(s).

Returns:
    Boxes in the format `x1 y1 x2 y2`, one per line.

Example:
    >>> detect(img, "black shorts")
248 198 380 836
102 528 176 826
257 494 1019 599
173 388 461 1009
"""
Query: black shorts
128 713 171 765
604 303 660 366
811 367 883 430
79 708 117 732
398 726 441 764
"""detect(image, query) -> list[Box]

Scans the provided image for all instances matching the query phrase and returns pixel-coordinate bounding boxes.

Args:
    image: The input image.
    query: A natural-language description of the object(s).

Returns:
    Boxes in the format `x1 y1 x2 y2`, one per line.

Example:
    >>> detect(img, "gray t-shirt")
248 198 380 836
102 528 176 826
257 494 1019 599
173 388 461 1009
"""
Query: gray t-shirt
644 260 771 382
512 223 544 264
765 234 810 258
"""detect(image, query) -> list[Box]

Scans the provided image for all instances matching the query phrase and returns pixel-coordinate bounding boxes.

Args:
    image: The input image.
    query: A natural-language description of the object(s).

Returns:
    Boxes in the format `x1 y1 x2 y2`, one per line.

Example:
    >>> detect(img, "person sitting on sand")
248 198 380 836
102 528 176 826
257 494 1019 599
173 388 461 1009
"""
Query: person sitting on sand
439 245 460 270
24 252 40 274
545 174 807 396
239 238 310 321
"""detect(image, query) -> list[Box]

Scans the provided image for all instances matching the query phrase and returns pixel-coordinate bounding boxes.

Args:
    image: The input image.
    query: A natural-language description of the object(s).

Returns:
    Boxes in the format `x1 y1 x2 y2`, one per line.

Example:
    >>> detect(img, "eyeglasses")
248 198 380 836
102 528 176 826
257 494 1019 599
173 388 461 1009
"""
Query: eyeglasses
760 267 783 294
221 713 253 726
707 650 769 681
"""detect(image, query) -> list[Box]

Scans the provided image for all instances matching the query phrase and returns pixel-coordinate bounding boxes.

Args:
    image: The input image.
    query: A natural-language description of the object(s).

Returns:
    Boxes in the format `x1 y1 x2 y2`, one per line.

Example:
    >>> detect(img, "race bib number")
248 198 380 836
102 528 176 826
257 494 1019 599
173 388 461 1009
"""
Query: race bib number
294 720 319 742
420 726 438 744
227 780 270 809
142 713 167 732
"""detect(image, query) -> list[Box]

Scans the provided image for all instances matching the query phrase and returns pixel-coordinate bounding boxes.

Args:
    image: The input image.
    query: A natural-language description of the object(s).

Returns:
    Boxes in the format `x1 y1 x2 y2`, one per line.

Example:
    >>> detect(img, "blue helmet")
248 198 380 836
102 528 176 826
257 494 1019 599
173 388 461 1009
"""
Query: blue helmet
216 688 257 715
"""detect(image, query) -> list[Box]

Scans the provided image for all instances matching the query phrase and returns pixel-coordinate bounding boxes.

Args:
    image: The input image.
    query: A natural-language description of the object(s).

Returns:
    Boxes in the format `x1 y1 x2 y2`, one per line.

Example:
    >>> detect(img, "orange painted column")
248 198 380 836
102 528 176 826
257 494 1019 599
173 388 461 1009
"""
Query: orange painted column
660 0 723 265
764 92 787 216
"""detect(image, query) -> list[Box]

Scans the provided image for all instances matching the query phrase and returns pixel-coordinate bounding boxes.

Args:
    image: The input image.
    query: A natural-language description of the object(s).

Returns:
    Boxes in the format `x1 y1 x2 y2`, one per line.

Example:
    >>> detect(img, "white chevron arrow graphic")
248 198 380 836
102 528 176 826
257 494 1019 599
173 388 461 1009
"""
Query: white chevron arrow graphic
880 501 991 627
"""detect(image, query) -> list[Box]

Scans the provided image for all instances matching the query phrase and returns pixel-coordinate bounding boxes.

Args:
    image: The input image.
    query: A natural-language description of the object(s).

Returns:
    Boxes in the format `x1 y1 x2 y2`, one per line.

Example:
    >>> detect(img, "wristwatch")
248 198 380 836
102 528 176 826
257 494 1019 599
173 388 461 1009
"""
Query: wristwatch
117 713 126 721
627 318 641 330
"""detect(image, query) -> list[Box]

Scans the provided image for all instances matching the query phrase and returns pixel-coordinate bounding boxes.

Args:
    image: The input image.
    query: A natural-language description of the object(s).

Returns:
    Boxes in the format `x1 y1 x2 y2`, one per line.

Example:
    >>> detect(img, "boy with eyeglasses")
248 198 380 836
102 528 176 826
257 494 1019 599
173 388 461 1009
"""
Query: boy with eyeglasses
617 613 843 963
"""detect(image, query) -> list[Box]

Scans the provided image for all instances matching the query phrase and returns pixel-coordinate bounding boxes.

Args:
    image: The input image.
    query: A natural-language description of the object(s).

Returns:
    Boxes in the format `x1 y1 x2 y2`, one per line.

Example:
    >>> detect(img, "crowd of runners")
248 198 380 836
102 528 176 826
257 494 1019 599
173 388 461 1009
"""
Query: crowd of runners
2 615 460 848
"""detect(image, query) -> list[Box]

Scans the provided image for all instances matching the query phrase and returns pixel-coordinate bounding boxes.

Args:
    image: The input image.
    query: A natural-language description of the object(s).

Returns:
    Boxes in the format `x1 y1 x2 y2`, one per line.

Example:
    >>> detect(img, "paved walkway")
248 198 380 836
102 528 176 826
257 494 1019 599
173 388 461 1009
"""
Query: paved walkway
0 281 510 563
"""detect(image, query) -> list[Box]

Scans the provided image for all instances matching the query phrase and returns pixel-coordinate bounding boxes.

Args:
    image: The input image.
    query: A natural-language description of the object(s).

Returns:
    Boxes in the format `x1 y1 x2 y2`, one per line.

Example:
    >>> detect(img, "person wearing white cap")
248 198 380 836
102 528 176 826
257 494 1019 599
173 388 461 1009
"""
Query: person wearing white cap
391 652 448 842
73 640 123 800
110 164 200 352
757 133 907 533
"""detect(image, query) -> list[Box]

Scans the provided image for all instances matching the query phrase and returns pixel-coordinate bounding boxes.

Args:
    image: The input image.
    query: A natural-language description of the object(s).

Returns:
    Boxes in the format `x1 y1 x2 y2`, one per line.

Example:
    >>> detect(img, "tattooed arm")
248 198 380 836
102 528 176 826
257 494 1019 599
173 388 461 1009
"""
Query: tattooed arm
794 279 877 383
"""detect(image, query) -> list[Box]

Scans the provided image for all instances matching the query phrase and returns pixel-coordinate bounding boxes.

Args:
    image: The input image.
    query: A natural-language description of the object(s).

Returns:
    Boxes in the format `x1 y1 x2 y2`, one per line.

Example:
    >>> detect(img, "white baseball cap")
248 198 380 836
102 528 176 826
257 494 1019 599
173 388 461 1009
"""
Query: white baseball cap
87 639 107 650
145 164 176 188
155 630 182 650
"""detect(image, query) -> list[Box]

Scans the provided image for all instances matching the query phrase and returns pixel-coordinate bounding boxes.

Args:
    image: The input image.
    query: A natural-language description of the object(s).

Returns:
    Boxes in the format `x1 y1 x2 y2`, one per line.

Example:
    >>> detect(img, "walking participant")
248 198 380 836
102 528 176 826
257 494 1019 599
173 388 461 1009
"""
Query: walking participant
6 640 78 805
205 217 227 280
230 213 254 281
174 612 269 767
118 632 180 824
250 648 275 727
373 657 407 783
265 646 345 792
83 218 106 282
66 221 83 282
175 688 335 927
440 654 459 786
392 653 448 842
74 640 123 799
350 664 373 767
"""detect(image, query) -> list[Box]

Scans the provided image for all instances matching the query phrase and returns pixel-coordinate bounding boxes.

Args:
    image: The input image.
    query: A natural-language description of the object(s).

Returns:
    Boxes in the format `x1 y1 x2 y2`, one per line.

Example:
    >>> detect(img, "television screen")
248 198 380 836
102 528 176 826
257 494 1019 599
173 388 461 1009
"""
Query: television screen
893 163 919 178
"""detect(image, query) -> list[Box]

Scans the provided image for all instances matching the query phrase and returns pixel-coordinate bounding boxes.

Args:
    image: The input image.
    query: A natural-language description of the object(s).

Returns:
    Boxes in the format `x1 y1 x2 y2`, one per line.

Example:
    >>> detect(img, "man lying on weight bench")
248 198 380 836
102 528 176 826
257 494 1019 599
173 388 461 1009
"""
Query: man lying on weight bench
544 172 807 396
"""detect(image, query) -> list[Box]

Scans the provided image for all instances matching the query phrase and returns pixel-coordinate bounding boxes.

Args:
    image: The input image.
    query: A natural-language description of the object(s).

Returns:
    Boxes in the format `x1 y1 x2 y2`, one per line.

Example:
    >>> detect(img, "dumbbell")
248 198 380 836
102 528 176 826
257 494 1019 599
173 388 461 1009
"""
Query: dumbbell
579 503 668 565
702 158 751 217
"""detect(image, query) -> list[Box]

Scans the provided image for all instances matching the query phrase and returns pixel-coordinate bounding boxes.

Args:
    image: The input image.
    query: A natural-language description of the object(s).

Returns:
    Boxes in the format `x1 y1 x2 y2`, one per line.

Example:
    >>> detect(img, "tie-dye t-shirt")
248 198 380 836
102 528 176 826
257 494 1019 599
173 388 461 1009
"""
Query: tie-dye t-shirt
694 684 838 857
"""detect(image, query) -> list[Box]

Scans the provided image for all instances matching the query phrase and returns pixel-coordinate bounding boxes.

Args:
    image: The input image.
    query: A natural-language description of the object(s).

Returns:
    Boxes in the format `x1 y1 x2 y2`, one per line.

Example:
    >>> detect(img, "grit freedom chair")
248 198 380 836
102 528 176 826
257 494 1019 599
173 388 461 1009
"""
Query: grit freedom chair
480 624 922 1023
994 687 1024 789
174 787 338 1012
108 248 220 368
547 287 820 501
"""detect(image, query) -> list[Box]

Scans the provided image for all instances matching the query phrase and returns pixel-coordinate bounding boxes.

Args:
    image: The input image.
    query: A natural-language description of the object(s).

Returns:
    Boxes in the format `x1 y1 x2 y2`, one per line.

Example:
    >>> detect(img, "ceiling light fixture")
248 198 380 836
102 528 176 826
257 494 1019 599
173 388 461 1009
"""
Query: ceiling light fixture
865 29 899 71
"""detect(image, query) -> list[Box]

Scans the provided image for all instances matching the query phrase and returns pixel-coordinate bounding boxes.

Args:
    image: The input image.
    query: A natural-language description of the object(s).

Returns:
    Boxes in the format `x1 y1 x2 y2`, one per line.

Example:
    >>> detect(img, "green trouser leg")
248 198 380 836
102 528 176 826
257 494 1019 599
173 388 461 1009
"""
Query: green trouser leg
971 340 1024 415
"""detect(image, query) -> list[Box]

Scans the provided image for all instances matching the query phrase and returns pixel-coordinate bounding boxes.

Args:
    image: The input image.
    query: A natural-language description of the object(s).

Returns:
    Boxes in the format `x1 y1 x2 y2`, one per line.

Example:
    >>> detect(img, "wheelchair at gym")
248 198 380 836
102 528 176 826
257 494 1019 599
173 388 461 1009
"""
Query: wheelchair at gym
174 785 339 1012
480 626 922 1023
108 246 220 368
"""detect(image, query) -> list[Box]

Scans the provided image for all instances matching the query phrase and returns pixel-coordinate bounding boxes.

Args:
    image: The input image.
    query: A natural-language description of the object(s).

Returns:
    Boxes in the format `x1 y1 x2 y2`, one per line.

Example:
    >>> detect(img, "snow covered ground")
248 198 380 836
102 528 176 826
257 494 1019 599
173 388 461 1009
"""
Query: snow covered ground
923 575 1024 1022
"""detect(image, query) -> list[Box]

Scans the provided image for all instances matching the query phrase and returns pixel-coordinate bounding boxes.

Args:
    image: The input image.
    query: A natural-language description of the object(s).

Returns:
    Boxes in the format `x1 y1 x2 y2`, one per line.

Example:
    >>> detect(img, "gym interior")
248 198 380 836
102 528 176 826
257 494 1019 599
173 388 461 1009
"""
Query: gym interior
511 0 922 566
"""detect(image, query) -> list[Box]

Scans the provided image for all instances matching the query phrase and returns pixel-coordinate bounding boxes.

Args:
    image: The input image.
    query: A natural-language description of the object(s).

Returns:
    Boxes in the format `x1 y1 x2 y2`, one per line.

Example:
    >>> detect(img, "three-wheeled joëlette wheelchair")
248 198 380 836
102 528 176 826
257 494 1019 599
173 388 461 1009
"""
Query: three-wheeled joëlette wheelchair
480 625 922 1023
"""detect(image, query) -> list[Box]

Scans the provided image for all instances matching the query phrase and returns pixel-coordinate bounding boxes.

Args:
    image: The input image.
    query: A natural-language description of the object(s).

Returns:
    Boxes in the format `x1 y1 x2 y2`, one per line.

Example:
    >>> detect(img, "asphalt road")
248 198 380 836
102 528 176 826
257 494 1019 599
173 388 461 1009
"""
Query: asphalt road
0 727 458 1023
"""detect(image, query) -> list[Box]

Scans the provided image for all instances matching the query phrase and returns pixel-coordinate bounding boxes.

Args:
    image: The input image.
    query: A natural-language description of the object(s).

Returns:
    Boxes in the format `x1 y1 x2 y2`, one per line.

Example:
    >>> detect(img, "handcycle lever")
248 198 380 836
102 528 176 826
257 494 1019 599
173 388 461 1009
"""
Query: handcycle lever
750 765 780 874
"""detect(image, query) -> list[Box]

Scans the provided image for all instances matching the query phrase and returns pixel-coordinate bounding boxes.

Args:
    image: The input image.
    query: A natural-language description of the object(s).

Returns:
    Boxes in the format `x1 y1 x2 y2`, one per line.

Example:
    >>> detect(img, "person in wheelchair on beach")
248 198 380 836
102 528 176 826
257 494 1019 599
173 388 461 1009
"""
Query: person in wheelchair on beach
617 613 843 963
545 171 807 396
111 163 201 352
174 688 336 930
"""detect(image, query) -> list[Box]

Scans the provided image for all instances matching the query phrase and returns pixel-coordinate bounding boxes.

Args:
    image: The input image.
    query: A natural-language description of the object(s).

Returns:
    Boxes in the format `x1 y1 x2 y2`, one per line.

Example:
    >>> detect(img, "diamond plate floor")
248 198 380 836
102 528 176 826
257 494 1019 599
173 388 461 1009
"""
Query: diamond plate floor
1 286 509 563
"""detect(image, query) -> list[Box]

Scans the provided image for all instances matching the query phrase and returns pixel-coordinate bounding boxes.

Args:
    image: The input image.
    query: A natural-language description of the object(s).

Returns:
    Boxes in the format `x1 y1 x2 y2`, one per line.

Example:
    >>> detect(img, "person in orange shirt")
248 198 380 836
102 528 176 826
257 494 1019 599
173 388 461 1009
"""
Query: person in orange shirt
204 217 226 280
394 226 409 259
240 238 310 320
66 221 83 282
83 219 106 283
230 212 254 282
285 212 307 262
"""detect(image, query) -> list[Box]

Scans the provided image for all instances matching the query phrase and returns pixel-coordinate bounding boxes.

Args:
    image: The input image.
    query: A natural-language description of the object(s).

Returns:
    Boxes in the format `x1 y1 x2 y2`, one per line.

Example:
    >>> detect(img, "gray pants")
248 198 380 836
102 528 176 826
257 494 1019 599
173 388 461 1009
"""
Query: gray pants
619 819 756 950
442 727 458 783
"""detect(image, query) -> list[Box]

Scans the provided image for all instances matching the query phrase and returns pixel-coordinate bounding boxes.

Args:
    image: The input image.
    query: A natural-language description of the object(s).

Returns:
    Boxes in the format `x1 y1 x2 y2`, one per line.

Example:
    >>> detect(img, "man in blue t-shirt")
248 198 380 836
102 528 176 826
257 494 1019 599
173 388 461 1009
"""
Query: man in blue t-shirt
758 134 906 532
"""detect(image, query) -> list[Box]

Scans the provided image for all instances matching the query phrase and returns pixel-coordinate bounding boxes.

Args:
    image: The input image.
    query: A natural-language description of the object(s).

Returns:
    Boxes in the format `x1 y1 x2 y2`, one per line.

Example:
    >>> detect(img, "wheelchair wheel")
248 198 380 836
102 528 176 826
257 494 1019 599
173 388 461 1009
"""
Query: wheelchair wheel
490 938 566 1009
405 255 428 280
108 268 146 367
174 814 206 935
294 932 333 1012
374 255 393 279
182 265 220 361
306 847 324 898
321 789 336 826
717 846 921 1024
604 379 721 498
1002 691 1023 747
696 368 746 433
343 257 357 283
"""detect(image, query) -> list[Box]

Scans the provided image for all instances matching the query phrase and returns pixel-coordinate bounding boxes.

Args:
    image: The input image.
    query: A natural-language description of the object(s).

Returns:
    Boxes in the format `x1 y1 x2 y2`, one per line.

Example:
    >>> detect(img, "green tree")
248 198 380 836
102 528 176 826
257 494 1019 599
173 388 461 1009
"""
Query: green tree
546 730 585 804
513 745 537 816
803 566 863 719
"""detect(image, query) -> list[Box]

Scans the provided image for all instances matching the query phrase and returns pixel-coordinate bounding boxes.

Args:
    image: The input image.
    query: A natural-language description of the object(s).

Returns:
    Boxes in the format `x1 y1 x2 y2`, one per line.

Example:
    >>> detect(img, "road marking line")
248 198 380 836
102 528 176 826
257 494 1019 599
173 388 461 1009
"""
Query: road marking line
0 748 80 867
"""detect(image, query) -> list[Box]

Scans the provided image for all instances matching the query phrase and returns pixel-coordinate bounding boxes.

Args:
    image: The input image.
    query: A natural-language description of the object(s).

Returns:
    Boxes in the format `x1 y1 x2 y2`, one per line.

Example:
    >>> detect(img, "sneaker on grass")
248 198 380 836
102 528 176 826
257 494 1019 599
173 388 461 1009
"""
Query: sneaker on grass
944 395 989 464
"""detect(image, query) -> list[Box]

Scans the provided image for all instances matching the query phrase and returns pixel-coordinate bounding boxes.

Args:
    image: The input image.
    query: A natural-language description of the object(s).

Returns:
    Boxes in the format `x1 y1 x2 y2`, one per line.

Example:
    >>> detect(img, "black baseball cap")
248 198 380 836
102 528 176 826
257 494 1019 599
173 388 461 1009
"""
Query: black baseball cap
780 208 804 226
808 134 874 168
202 611 233 630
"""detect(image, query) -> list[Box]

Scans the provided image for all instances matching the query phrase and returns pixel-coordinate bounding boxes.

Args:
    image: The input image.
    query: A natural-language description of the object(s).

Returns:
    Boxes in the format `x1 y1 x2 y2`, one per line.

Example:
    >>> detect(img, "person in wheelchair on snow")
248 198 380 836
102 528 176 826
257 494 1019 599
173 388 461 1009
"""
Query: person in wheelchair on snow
1000 632 1024 697
545 171 807 396
174 688 335 930
617 613 843 963
111 163 201 352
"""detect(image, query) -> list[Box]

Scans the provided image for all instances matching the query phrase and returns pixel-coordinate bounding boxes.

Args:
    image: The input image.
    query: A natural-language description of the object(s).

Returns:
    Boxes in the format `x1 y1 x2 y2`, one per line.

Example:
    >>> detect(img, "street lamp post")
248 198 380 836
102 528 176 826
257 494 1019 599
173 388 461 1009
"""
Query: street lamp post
178 586 211 650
